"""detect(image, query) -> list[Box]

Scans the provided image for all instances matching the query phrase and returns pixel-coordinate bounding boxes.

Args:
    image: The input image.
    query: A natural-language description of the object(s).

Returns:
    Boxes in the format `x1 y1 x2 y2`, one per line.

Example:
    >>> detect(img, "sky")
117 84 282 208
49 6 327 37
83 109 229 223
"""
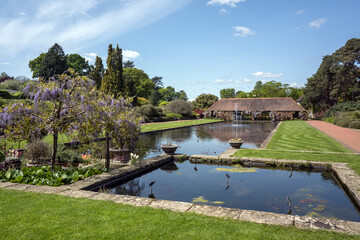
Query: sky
1 0 359 100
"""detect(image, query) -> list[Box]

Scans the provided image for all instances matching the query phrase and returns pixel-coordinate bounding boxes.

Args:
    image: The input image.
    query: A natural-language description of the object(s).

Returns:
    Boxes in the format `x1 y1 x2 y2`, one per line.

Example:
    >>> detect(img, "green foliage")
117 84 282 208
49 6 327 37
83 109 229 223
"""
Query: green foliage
89 55 104 89
28 53 46 78
100 44 123 97
24 140 51 163
332 112 355 128
159 86 179 102
220 88 235 98
303 38 360 112
38 43 68 80
0 90 13 99
66 53 91 75
353 111 360 121
123 68 154 99
56 145 81 164
136 104 162 119
149 90 161 106
166 99 192 116
349 121 360 129
0 166 103 186
324 117 335 124
0 151 5 162
166 112 183 120
179 90 188 101
192 93 218 109
123 60 135 68
0 79 24 91
252 80 288 98
323 101 360 118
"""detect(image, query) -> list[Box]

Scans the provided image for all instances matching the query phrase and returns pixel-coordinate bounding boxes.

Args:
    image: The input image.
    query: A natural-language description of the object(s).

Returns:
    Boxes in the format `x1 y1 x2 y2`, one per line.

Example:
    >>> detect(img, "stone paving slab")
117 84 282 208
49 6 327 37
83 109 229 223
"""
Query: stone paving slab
88 192 119 202
112 195 154 207
188 204 241 220
0 182 17 188
239 209 294 226
148 199 193 212
58 190 98 198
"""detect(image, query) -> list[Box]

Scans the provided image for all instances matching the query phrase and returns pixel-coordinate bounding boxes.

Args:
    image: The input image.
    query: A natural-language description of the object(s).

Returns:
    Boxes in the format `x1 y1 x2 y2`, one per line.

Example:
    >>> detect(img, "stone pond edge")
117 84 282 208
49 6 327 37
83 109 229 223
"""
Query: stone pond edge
1 154 360 235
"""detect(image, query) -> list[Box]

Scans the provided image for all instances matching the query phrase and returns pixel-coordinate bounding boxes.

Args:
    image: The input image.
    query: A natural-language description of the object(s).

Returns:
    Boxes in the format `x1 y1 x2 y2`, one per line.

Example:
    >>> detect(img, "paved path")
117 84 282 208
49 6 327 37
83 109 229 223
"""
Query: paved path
306 120 360 153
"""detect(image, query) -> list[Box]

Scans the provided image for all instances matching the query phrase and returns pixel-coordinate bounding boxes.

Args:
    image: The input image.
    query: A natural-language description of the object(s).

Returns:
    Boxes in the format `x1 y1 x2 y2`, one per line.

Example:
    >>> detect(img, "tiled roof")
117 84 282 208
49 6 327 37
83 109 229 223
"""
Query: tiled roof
207 98 305 112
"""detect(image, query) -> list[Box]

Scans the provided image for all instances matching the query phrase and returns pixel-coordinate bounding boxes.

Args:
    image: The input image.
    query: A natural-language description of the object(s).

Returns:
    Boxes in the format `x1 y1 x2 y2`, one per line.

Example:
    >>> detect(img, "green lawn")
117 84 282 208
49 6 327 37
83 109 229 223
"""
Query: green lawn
0 188 355 240
2 119 223 149
232 121 360 175
141 119 223 132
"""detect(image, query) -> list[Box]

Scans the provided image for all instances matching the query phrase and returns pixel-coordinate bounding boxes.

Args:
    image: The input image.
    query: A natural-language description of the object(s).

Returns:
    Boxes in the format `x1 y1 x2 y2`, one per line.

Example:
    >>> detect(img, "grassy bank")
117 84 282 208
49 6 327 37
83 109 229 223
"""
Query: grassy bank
233 121 360 175
0 188 355 240
2 119 223 150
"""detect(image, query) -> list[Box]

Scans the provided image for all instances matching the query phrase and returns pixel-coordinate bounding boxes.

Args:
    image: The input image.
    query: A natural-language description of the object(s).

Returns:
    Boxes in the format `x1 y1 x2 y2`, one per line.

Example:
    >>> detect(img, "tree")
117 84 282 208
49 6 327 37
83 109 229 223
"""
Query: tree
123 60 135 68
28 53 46 78
66 53 91 75
123 68 154 99
0 72 14 83
303 38 360 112
101 44 123 97
90 56 104 89
192 93 218 109
0 70 97 168
151 76 163 89
159 86 179 102
220 88 235 98
149 90 161 106
38 43 68 81
235 90 249 98
179 90 188 101
166 99 192 116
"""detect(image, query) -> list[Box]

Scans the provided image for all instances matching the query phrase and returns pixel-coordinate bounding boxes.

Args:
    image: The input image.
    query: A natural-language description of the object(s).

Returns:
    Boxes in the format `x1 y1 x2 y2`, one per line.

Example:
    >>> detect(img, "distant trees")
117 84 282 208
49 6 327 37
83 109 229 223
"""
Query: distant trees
302 38 360 112
220 88 235 98
29 43 90 80
192 93 219 109
123 60 135 68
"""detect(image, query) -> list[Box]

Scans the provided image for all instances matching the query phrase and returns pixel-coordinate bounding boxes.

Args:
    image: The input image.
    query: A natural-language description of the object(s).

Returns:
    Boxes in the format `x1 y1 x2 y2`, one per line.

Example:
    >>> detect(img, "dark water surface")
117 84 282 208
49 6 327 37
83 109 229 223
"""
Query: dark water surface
135 121 277 159
109 161 360 222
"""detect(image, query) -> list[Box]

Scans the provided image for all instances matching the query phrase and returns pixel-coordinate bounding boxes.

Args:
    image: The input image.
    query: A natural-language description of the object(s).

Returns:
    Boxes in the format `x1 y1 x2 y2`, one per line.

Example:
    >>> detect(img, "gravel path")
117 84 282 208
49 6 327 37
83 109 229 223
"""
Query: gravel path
306 120 360 153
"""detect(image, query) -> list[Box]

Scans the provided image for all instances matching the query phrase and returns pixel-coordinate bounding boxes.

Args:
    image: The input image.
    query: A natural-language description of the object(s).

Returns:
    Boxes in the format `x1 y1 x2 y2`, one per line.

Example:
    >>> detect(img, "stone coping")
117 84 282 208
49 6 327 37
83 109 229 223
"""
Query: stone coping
1 154 360 235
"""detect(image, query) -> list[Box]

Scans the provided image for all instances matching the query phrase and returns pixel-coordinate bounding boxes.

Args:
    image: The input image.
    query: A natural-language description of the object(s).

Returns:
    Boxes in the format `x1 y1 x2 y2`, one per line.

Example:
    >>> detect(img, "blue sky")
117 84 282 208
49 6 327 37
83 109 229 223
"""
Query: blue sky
1 0 359 99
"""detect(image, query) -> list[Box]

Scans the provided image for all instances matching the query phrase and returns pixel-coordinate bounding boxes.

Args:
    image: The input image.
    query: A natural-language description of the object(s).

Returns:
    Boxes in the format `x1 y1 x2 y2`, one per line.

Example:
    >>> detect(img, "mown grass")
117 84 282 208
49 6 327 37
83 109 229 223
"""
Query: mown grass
141 119 223 132
2 119 223 149
266 121 351 152
233 121 360 175
0 188 356 240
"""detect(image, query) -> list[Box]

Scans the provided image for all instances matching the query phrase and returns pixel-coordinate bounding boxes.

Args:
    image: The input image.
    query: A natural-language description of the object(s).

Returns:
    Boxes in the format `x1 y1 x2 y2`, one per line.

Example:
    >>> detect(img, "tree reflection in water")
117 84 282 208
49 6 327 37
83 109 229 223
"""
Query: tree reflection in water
111 178 145 196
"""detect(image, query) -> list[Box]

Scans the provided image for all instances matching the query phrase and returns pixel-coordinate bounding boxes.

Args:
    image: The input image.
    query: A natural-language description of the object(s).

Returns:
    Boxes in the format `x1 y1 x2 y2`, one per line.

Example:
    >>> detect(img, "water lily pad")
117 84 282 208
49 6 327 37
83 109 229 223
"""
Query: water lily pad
306 194 314 197
300 188 308 191
316 204 326 208
313 207 325 212
306 211 319 217
216 167 256 173
319 200 328 204
212 201 224 204
176 172 183 175
192 196 209 203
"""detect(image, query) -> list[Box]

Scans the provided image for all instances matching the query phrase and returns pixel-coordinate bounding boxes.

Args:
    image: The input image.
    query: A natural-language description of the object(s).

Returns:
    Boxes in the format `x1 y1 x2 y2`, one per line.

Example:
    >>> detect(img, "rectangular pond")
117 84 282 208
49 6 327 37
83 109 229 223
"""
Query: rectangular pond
135 121 277 159
106 161 360 222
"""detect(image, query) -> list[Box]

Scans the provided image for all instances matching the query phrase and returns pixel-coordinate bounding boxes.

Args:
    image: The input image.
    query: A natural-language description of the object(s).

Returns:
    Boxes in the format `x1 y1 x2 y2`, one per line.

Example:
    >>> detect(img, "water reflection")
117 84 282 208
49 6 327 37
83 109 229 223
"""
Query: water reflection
136 121 277 158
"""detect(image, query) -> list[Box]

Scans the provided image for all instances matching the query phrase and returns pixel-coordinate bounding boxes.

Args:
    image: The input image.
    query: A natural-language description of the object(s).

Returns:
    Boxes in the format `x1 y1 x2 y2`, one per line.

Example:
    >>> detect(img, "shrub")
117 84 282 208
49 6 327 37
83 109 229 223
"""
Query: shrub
354 111 360 121
349 121 360 129
135 104 160 118
166 113 183 120
336 119 352 128
166 99 192 116
24 140 51 163
56 145 82 163
324 101 360 118
0 90 12 99
0 79 24 91
324 117 335 124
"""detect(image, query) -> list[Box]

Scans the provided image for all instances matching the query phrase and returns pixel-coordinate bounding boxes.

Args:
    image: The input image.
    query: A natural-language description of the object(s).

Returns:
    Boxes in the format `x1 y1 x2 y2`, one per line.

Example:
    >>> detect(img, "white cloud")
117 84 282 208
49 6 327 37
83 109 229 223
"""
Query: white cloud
233 26 255 37
0 62 11 65
309 18 327 29
214 79 233 84
82 52 98 64
219 8 230 14
207 0 245 8
251 71 283 78
123 50 140 61
214 78 252 84
19 12 27 16
0 0 190 57
295 10 305 15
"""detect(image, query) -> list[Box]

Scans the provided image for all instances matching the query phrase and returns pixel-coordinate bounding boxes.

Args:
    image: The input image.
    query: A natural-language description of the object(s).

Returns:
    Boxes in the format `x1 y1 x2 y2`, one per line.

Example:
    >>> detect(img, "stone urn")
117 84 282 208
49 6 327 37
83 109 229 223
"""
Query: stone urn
228 139 244 149
161 144 178 155
110 148 131 163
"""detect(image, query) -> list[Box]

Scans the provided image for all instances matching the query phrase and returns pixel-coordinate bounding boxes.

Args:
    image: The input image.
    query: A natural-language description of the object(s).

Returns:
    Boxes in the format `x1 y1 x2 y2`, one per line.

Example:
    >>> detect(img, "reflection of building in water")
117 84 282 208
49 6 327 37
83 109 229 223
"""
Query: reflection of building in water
203 122 277 145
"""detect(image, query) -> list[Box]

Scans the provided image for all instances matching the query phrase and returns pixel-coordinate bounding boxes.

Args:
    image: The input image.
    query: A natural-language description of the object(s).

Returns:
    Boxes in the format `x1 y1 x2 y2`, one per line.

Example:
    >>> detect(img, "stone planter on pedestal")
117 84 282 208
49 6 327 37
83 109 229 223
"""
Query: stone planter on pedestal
161 144 178 155
228 139 244 149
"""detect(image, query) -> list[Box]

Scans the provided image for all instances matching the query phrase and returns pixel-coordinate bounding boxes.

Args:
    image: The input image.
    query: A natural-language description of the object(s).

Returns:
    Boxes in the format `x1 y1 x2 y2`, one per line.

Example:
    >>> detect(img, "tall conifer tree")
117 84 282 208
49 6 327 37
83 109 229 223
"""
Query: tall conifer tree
90 56 104 89
101 44 123 97
38 43 68 81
